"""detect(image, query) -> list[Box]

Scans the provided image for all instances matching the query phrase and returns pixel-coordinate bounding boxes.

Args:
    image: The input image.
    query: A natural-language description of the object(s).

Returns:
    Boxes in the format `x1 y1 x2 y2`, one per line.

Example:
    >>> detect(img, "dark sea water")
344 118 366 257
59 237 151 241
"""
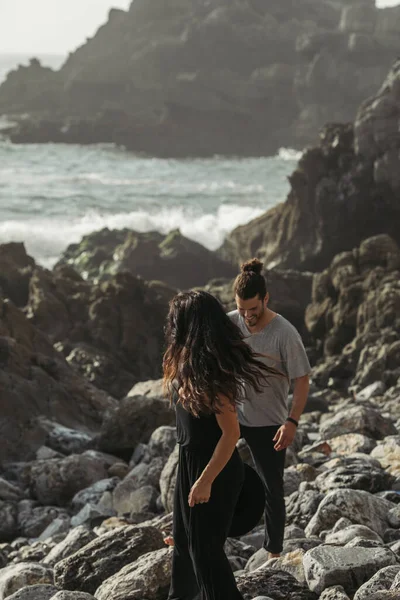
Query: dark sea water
0 53 300 267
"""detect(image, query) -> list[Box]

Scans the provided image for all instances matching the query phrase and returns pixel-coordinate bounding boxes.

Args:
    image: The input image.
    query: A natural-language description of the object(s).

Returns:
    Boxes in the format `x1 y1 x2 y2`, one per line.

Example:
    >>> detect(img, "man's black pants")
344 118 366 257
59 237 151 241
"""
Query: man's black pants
240 424 286 554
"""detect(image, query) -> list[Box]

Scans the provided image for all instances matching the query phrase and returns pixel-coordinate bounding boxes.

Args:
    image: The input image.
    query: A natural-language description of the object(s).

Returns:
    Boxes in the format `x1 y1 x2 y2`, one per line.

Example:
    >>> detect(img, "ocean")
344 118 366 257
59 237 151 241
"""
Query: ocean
0 54 300 268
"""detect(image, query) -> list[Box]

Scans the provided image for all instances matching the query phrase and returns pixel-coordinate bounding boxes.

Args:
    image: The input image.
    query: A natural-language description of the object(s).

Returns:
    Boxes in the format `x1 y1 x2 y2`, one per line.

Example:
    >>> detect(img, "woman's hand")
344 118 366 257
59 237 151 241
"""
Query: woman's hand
188 478 212 507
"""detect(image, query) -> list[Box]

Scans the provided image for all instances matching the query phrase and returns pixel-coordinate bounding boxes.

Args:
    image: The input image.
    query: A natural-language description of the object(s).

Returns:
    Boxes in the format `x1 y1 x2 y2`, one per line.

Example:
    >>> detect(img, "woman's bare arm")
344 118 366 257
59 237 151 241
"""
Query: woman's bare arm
188 394 240 506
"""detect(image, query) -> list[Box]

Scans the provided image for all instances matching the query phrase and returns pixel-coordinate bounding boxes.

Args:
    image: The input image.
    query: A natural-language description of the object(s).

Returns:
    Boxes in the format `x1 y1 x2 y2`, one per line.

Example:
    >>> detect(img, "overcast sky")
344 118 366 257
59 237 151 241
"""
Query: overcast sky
0 0 399 55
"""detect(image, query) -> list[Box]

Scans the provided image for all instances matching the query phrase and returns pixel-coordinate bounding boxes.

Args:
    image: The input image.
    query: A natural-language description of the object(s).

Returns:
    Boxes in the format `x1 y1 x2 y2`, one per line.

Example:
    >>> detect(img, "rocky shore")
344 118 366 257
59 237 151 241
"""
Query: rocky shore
0 53 400 600
1 226 400 598
1 0 400 155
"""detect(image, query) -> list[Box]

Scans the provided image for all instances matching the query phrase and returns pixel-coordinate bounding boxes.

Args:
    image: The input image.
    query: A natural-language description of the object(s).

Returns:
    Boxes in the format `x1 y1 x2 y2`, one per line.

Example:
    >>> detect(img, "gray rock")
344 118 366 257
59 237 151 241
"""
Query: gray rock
94 547 171 600
266 549 306 583
43 526 97 566
0 501 18 541
159 445 179 512
305 489 395 538
53 525 164 594
319 407 397 441
303 545 397 594
236 568 317 599
126 379 164 400
18 501 70 538
147 426 177 459
285 524 306 539
284 464 318 497
7 540 53 565
371 437 400 478
0 563 53 599
319 586 350 600
224 538 256 562
286 490 325 530
70 504 115 528
26 453 109 506
325 524 383 545
313 456 393 494
128 485 159 515
330 518 353 533
6 584 58 600
38 517 71 541
384 528 400 543
107 462 129 479
51 593 96 599
328 434 376 456
71 478 119 512
246 548 269 572
238 527 265 551
113 458 163 515
0 479 24 502
356 382 386 401
284 469 303 497
283 538 322 555
354 565 400 600
36 447 64 460
96 393 175 455
345 537 384 549
129 443 150 467
392 569 400 589
388 505 400 528
36 418 93 455
388 540 400 556
362 593 400 600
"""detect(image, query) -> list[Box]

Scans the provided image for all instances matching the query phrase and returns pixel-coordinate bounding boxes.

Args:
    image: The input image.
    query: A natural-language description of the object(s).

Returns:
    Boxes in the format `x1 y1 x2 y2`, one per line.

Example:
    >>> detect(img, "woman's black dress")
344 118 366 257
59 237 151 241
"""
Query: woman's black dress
168 400 245 600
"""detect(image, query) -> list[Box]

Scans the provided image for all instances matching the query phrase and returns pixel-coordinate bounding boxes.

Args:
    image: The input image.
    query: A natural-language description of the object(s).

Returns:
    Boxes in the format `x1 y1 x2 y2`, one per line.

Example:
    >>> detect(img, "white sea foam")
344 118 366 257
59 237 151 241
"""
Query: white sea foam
0 204 265 268
278 147 303 161
0 140 299 267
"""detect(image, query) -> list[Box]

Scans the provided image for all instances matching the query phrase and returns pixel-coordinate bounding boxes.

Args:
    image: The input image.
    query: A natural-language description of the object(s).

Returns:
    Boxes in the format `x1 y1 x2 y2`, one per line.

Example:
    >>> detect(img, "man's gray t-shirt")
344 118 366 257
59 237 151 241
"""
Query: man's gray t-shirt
228 311 311 427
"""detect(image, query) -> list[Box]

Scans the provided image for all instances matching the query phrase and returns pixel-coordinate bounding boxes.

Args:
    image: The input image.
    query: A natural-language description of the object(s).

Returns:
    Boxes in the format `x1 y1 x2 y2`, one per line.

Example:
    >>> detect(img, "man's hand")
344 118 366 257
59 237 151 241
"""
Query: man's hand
273 421 297 451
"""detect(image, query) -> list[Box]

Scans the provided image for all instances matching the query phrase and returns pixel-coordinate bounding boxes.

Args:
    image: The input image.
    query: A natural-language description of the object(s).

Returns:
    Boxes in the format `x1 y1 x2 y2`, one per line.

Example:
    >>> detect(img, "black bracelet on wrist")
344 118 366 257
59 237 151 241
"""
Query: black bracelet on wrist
286 417 299 427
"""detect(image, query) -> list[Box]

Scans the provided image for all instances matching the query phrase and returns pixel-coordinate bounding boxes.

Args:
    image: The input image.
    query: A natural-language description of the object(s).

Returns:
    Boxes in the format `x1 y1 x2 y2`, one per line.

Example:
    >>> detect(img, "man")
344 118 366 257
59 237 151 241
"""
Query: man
228 257 310 558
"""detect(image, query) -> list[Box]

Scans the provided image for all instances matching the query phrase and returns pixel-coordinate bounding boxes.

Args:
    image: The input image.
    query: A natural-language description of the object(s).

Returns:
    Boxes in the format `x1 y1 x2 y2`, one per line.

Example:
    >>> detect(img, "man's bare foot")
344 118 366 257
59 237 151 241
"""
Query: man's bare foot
164 535 175 546
268 552 280 559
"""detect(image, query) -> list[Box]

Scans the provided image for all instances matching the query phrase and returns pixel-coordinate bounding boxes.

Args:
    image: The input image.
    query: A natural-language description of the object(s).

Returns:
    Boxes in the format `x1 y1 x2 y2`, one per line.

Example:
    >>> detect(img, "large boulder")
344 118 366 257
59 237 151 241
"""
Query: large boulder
94 547 171 600
305 489 395 538
53 525 164 595
95 393 175 458
236 568 318 599
0 243 35 307
25 264 172 398
0 563 53 599
303 545 397 595
56 228 236 289
305 234 400 390
319 406 397 440
0 296 116 465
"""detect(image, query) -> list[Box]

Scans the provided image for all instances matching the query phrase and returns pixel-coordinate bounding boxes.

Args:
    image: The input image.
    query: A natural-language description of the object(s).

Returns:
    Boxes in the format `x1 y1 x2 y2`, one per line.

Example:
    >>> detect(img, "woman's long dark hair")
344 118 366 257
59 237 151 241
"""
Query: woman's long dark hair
163 290 282 416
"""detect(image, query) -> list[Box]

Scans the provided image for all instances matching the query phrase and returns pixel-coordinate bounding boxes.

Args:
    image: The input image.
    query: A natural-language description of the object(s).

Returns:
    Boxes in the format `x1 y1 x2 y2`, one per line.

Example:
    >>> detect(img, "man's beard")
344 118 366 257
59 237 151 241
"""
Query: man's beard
245 306 264 326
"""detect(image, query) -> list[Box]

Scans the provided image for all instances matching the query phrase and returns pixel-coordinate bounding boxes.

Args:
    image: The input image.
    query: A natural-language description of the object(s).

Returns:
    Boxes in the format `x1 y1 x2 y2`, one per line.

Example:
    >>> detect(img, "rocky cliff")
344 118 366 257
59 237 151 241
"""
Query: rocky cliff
1 0 399 155
219 58 400 271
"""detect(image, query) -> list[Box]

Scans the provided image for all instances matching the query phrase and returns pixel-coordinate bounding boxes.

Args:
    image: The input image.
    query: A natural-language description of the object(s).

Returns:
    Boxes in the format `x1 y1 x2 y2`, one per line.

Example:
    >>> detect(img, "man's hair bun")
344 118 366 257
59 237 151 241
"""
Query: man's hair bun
241 258 263 275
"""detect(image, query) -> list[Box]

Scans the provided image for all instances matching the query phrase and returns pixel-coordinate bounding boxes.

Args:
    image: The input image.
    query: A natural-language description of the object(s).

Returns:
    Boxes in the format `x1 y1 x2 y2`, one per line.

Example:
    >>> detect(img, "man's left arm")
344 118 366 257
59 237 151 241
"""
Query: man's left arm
273 325 311 451
273 375 309 451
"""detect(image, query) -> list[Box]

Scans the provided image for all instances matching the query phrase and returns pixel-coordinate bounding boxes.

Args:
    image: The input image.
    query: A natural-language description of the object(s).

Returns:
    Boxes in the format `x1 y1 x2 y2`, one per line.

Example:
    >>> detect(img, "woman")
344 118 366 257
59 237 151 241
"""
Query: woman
163 290 280 600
